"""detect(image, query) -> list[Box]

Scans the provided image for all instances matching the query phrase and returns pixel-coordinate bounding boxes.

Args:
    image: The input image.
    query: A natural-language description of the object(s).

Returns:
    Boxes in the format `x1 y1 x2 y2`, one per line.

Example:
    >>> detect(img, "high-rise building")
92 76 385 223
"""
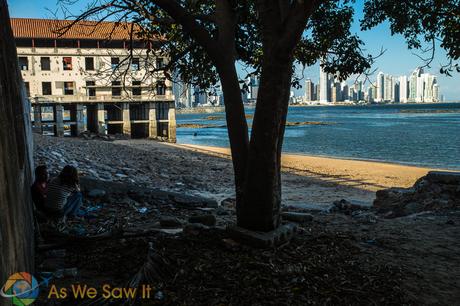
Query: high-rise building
305 79 315 102
399 76 408 103
376 72 384 102
249 75 259 101
331 82 342 102
393 79 400 103
433 84 440 102
319 62 331 103
341 82 349 101
384 74 393 101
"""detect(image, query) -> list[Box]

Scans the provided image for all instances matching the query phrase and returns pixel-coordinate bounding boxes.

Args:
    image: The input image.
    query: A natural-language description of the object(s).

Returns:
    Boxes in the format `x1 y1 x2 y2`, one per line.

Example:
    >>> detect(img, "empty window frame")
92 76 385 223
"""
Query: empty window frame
40 57 51 70
132 81 141 96
86 81 96 97
156 81 166 95
131 57 140 71
18 57 28 70
42 82 52 95
64 82 74 95
63 57 73 70
155 58 164 69
111 57 119 70
85 57 95 71
112 81 121 97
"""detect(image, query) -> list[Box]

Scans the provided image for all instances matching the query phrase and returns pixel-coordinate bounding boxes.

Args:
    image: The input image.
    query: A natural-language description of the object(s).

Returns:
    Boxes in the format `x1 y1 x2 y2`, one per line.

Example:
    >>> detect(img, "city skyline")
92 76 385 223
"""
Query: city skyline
6 0 460 101
304 66 442 104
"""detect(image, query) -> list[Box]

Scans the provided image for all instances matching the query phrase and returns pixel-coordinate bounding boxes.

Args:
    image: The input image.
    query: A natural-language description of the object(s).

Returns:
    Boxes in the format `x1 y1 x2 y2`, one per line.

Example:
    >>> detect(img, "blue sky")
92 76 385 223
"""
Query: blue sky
6 0 460 100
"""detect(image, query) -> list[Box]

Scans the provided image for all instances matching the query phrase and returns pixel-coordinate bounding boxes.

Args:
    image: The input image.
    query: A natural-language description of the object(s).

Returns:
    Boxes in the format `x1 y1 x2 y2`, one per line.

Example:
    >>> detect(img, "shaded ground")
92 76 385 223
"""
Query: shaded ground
33 135 460 305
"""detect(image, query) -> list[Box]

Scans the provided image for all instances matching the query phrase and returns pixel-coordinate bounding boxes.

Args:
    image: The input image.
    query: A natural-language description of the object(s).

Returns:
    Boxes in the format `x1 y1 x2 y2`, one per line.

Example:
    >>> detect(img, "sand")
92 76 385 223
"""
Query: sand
167 143 441 207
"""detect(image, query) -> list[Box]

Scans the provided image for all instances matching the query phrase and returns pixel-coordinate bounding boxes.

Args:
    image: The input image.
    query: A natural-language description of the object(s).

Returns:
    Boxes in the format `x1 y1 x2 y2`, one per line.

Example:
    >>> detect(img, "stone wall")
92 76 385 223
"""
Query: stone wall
0 0 35 295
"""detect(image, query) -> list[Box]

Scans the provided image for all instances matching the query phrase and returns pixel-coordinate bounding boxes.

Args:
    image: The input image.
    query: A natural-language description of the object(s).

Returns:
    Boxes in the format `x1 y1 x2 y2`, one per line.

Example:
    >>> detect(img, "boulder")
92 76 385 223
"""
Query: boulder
188 214 216 226
87 189 106 198
281 212 314 223
159 217 183 228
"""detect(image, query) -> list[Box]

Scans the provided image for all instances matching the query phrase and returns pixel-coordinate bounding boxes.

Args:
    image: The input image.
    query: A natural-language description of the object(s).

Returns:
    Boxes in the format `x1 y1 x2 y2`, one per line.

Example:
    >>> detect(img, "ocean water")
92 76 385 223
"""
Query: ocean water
177 103 460 170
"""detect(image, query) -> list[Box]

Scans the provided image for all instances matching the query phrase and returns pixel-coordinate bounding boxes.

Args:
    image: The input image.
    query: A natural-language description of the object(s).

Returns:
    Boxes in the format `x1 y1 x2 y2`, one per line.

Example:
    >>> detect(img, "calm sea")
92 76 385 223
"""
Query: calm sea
176 103 460 170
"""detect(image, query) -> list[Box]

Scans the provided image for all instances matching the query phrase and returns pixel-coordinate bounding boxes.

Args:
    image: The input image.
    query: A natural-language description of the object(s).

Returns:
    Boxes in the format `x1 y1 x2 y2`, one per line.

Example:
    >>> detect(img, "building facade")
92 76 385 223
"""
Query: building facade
12 18 176 141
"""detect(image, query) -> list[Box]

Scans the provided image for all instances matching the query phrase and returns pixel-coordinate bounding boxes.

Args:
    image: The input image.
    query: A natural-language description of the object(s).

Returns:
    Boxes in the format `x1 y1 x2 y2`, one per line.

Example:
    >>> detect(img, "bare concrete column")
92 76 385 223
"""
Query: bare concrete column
96 103 105 134
149 102 157 139
54 104 64 137
76 104 85 135
122 103 131 136
168 101 176 142
33 104 42 134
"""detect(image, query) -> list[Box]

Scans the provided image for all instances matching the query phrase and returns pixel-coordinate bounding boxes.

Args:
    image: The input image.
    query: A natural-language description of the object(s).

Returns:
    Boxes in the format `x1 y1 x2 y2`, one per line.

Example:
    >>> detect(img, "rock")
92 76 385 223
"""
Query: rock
159 217 183 228
227 223 298 248
330 199 370 215
188 214 216 226
183 223 210 235
281 212 314 223
374 172 460 218
426 171 460 184
87 189 106 198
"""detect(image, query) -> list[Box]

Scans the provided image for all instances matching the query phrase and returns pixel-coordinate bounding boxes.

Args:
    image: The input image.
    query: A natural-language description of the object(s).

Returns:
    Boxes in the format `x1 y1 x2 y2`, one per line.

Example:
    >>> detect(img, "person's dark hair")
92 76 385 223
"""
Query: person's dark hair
59 165 79 186
35 165 47 177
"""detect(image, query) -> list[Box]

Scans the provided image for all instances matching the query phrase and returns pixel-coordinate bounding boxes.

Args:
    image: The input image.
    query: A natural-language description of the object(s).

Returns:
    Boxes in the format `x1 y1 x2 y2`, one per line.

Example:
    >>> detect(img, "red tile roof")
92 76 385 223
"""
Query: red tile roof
10 18 142 40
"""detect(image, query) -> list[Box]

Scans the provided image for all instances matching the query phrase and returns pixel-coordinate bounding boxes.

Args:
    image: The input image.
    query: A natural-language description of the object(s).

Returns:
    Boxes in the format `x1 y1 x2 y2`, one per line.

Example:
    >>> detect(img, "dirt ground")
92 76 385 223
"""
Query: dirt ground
34 135 460 305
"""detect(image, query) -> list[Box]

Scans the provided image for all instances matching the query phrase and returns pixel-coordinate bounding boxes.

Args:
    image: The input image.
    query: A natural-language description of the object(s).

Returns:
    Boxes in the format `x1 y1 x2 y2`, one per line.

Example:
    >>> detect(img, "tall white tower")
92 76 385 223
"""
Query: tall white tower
376 72 384 102
319 62 331 103
399 75 408 103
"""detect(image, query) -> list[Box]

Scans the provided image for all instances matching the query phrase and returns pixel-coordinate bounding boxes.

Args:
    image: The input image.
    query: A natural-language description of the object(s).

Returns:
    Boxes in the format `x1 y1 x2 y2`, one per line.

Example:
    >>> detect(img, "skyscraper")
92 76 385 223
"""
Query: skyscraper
384 74 393 101
376 72 384 102
399 75 408 103
304 79 315 102
319 62 331 103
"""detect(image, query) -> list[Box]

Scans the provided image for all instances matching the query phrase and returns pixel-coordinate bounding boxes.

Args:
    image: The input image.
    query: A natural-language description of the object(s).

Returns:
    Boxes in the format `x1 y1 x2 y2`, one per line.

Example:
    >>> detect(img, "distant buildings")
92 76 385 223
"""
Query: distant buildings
303 65 441 104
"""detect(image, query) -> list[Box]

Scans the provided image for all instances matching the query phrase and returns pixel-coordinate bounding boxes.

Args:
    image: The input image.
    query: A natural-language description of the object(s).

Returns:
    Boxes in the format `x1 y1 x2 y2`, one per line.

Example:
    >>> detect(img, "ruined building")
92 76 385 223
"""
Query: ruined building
11 18 176 141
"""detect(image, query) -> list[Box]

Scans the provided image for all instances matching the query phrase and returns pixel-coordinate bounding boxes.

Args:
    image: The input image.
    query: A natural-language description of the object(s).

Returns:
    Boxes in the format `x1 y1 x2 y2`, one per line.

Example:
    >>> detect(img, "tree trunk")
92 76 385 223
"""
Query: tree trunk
238 50 294 231
216 59 249 203
0 0 35 290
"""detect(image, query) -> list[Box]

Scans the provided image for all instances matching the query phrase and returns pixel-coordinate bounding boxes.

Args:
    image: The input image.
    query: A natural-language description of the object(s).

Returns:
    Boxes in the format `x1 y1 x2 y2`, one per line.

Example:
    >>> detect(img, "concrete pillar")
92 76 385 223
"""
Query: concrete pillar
149 102 157 139
76 104 85 135
122 103 131 136
54 104 64 137
33 104 42 134
168 102 176 142
96 103 105 134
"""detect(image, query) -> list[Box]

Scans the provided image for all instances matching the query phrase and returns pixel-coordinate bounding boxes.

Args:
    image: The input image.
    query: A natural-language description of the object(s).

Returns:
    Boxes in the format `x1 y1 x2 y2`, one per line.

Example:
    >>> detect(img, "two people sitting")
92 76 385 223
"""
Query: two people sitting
31 165 83 220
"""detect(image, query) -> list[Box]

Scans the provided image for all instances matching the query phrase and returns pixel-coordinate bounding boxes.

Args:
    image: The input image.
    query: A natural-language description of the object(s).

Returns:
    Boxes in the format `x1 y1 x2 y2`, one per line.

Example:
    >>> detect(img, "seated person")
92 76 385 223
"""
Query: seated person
45 165 82 218
31 165 48 212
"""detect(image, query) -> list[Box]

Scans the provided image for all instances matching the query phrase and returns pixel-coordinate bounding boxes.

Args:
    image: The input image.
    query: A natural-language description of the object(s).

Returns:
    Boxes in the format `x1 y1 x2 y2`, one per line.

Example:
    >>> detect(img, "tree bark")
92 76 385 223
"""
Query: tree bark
238 49 294 231
216 60 249 203
0 0 35 290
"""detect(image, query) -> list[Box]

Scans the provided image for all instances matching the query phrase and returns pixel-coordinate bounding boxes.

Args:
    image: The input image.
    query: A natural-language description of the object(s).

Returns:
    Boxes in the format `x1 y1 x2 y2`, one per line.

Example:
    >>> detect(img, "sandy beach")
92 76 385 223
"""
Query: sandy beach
35 134 442 209
167 143 438 207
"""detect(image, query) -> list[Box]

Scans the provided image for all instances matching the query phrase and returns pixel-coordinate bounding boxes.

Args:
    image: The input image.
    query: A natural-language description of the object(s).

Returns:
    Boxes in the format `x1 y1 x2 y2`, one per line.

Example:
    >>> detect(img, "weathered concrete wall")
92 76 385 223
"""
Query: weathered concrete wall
0 0 35 297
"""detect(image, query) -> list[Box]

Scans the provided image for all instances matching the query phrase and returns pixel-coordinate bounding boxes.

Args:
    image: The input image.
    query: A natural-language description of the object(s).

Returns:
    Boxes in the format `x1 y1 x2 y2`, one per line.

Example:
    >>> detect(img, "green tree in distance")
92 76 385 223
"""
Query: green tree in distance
60 0 459 231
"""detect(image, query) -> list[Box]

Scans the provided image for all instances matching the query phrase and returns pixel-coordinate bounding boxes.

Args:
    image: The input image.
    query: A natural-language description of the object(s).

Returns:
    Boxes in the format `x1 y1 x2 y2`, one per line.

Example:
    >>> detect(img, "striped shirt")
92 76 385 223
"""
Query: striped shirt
45 177 77 212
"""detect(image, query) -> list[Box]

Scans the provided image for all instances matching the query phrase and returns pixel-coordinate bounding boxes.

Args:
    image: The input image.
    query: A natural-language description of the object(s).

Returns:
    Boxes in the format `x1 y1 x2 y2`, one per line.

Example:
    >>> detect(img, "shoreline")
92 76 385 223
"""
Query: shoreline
170 142 457 172
167 143 455 195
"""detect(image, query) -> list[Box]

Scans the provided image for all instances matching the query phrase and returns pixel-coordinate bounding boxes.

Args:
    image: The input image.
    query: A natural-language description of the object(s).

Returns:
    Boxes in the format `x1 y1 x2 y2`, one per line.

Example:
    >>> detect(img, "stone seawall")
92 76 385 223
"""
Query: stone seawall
176 106 225 114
